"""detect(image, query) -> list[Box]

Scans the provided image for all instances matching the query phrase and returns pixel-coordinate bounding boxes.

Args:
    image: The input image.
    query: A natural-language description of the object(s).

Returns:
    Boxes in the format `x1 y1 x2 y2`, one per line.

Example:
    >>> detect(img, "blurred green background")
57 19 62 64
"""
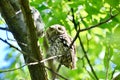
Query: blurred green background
0 0 120 80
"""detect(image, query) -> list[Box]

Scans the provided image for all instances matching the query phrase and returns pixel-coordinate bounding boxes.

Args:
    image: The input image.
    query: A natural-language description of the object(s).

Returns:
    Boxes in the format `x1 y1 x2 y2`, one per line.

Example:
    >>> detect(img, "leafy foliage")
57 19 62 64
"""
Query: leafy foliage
0 0 120 80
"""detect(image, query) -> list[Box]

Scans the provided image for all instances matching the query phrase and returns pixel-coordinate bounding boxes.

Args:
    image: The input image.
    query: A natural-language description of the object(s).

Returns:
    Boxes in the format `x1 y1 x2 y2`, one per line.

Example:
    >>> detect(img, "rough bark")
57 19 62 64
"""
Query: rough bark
0 0 48 80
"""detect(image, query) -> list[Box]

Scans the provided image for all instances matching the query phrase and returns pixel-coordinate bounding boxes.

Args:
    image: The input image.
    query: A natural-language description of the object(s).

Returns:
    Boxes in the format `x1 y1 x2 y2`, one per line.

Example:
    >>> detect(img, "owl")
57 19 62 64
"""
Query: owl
30 7 44 37
46 24 76 69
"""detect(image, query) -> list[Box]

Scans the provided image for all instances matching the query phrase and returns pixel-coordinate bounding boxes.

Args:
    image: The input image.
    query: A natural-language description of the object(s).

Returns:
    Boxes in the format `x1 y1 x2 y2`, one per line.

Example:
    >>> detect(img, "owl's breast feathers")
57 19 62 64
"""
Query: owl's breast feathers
49 34 76 69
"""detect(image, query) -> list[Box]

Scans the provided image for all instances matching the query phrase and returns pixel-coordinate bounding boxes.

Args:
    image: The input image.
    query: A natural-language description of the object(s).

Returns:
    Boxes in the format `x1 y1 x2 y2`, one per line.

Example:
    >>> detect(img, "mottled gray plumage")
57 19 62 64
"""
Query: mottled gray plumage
46 24 76 69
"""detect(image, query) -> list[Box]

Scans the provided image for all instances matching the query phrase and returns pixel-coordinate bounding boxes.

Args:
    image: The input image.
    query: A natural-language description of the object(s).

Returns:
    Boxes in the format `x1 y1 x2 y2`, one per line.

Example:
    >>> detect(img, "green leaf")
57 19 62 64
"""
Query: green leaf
111 26 120 49
104 0 120 8
68 0 85 8
85 1 100 15
112 53 120 69
97 71 106 79
104 49 109 68
104 46 113 69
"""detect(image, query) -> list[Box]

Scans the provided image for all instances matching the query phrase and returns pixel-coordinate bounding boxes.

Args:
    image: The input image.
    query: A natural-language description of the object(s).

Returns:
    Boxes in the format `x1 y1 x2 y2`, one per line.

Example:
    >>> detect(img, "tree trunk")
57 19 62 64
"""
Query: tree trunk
0 0 48 80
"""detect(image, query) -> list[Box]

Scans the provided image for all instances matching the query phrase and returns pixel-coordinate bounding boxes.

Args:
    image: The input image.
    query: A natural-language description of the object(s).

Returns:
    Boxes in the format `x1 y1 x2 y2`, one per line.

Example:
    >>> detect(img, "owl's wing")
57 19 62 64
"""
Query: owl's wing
59 34 76 69
59 34 71 48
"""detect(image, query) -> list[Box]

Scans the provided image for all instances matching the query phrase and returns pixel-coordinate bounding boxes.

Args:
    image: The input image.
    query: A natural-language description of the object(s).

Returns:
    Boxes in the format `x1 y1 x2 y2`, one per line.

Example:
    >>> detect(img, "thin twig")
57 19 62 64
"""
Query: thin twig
0 38 37 61
0 17 10 32
0 37 67 79
105 48 109 80
111 68 116 80
69 22 80 49
70 8 99 80
0 27 9 31
76 24 98 80
0 55 62 73
70 8 120 80
0 66 68 80
53 63 62 80
80 12 119 32
45 66 68 80
0 64 26 73
82 59 96 80
71 8 77 30
0 55 68 80
79 36 99 80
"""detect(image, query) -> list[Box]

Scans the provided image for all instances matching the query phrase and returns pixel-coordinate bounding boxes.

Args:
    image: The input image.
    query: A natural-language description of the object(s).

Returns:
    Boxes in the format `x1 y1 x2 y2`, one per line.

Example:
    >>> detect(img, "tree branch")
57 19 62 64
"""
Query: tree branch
81 57 96 80
80 12 119 32
70 8 99 80
0 55 68 80
0 0 47 79
45 66 68 80
19 0 48 80
79 35 99 80
0 64 26 73
0 27 9 31
0 37 37 61
70 8 119 80
0 55 62 73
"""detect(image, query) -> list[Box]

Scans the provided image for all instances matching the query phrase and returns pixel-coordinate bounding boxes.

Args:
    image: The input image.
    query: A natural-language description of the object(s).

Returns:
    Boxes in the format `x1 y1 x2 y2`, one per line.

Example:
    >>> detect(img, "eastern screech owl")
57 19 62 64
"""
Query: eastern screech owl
46 24 76 69
30 7 44 37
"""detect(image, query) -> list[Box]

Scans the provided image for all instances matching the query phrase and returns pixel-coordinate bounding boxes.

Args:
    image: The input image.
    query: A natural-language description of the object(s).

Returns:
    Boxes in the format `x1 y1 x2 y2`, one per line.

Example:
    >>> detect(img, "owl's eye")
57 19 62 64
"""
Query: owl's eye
49 27 54 31
58 27 62 31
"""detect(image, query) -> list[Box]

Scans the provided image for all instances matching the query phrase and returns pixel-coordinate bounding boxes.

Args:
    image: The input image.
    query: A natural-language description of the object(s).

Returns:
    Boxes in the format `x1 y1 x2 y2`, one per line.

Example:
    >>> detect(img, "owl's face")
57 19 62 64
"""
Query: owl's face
46 24 66 39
